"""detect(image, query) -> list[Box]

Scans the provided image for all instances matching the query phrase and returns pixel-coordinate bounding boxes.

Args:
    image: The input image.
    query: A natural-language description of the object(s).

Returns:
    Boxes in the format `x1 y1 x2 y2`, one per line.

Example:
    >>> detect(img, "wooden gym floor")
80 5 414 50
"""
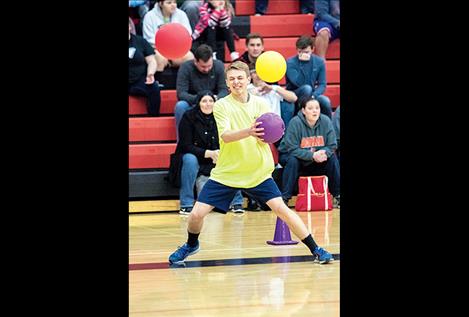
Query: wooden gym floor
129 208 340 316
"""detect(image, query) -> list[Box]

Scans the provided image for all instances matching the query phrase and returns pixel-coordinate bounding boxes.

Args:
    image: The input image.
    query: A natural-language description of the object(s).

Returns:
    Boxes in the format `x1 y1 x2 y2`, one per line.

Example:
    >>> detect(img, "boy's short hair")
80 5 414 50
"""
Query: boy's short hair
225 61 250 78
194 44 213 62
296 35 314 50
245 33 264 46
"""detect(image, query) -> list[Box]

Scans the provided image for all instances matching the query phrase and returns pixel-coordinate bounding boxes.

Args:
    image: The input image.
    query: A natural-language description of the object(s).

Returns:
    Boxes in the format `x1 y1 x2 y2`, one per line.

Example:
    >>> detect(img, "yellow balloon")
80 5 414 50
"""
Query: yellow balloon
255 51 287 83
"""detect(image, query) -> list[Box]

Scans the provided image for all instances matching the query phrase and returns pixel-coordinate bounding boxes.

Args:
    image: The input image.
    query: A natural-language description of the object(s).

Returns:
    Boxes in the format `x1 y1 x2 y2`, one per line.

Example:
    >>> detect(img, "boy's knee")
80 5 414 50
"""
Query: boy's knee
182 153 198 164
317 29 331 40
189 210 204 222
286 155 300 168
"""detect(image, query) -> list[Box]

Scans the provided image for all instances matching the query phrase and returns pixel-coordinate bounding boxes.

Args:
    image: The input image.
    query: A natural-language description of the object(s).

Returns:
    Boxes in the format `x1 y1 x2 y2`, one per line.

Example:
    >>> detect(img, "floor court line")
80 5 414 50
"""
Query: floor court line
129 253 340 270
130 243 340 256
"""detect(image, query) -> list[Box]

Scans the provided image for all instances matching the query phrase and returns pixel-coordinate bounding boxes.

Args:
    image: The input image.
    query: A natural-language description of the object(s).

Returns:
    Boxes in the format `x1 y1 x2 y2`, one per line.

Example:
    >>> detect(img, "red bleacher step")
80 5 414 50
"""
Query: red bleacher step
235 0 300 16
129 117 176 142
225 37 339 61
325 85 340 109
129 143 279 169
270 143 279 165
225 60 339 85
129 90 176 115
130 84 340 116
129 143 176 169
250 14 314 38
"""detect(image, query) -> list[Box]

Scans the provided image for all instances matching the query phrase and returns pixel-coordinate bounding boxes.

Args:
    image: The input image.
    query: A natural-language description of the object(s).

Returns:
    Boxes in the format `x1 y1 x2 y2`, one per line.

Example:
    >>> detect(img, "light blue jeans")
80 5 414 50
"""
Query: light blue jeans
180 153 244 208
174 100 192 141
280 100 295 130
180 0 202 31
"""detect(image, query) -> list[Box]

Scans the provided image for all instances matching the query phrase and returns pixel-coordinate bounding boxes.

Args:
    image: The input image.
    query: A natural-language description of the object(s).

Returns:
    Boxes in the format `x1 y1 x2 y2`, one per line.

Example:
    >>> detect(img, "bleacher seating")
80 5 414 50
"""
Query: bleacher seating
250 14 313 37
129 143 176 169
224 37 339 63
235 0 300 15
129 0 340 202
129 117 176 142
129 83 340 116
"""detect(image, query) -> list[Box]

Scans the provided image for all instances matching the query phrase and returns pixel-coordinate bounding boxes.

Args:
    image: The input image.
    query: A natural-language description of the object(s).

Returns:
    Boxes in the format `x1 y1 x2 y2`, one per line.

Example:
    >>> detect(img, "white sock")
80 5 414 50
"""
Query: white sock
230 51 239 61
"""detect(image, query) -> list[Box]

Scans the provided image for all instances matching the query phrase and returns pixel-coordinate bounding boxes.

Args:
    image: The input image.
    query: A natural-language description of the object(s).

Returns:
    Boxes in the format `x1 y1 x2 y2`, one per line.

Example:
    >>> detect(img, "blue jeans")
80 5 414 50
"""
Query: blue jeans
280 100 295 130
180 153 243 208
128 77 161 116
294 84 332 119
279 152 340 199
255 0 314 14
174 100 193 140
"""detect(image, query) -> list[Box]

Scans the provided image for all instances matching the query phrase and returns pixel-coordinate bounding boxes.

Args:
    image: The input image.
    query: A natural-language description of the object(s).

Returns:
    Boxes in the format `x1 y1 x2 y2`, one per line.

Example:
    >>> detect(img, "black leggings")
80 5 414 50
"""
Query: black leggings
205 26 235 53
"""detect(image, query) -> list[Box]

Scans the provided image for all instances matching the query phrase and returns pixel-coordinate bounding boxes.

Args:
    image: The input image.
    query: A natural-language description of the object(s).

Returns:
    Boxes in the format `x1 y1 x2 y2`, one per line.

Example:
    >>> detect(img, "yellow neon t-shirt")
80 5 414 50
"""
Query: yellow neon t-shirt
210 94 275 188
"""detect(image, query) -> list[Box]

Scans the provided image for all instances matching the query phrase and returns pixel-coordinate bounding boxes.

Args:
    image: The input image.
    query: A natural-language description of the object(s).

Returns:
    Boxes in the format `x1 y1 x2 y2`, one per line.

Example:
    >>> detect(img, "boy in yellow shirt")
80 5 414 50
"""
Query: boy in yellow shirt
169 61 333 264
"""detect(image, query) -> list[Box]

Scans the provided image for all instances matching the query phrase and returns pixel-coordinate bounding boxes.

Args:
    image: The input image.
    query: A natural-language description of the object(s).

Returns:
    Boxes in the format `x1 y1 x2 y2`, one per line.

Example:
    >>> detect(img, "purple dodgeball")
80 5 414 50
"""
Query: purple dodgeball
255 112 285 143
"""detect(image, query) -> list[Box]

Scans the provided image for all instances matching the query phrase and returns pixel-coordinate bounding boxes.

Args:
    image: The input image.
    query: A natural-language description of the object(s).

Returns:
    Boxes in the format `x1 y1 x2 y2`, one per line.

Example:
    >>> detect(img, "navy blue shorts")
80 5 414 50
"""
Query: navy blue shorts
197 178 282 213
314 21 340 41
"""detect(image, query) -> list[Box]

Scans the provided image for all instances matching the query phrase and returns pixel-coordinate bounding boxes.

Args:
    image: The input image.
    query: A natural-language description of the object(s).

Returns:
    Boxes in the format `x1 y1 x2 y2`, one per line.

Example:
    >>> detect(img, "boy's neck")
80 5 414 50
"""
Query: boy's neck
232 92 249 103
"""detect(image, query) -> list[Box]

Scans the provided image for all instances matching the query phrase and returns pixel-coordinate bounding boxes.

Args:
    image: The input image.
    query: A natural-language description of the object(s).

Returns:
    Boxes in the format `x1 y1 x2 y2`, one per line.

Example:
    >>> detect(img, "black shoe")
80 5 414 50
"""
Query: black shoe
179 207 193 215
231 204 245 215
247 198 261 211
333 195 340 209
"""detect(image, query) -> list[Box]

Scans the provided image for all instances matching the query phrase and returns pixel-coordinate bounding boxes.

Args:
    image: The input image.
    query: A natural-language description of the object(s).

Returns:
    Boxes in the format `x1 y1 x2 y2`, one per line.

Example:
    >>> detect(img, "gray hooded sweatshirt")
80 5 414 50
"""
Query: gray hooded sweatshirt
278 111 337 164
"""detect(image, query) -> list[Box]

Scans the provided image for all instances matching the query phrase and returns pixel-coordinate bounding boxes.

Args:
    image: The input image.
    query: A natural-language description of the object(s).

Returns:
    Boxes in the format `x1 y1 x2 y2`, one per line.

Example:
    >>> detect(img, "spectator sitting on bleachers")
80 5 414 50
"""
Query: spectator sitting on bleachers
181 0 234 34
129 16 137 35
331 105 340 160
255 0 314 15
247 65 297 130
175 90 245 215
313 0 340 59
143 0 194 72
286 35 332 119
174 44 228 139
234 33 265 65
129 18 161 116
192 1 239 61
179 0 202 31
129 1 152 18
277 97 340 207
129 1 154 35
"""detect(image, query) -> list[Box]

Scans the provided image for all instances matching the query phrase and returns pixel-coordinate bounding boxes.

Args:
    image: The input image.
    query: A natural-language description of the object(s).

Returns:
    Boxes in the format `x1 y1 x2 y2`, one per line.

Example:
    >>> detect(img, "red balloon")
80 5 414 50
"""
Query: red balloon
155 23 192 60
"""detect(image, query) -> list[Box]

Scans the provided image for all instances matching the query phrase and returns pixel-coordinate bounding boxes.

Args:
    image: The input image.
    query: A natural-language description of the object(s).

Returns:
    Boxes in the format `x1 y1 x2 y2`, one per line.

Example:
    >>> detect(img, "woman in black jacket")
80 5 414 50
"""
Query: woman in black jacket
177 90 244 214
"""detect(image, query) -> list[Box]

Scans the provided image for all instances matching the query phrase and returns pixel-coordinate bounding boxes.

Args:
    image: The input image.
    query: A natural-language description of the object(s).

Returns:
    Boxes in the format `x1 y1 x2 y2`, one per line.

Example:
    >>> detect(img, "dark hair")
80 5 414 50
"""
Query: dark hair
296 35 314 50
299 97 320 109
194 44 213 62
245 33 264 46
195 90 216 108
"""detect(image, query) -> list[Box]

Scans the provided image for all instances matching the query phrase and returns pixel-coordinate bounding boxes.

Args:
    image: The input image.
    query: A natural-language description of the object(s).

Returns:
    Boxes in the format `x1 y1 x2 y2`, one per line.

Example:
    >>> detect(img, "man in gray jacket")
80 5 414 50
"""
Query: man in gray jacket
174 44 228 139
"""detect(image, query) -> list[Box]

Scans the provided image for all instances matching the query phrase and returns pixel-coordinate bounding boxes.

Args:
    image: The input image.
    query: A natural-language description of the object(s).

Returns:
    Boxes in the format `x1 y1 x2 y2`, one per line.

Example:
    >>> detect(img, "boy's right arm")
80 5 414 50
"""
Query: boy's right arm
214 103 264 143
221 121 264 143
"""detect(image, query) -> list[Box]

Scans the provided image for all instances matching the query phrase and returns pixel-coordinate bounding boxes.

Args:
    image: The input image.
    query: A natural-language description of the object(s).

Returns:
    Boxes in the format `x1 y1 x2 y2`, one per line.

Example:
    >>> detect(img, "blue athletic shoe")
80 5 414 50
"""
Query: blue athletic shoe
313 246 332 264
168 242 200 264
